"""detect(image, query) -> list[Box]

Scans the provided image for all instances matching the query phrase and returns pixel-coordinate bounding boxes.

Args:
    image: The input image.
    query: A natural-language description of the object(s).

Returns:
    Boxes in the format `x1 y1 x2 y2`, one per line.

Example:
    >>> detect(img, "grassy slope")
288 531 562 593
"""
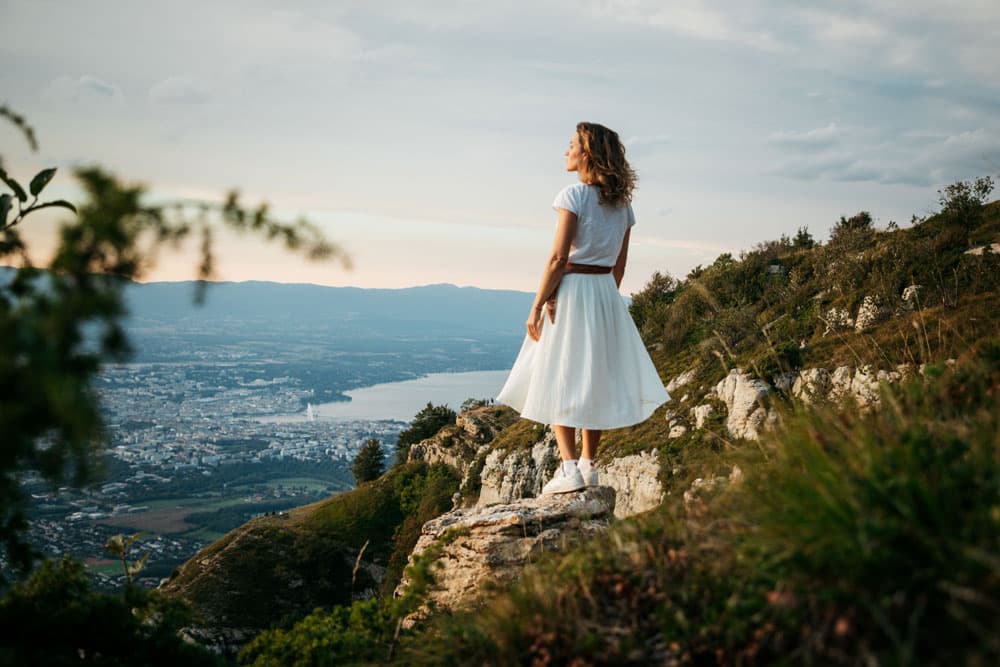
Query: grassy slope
160 461 458 631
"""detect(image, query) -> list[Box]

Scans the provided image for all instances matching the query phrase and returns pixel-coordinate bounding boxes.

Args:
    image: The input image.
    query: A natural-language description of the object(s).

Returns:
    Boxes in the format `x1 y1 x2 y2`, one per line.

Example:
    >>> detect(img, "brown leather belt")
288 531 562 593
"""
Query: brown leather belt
565 262 613 274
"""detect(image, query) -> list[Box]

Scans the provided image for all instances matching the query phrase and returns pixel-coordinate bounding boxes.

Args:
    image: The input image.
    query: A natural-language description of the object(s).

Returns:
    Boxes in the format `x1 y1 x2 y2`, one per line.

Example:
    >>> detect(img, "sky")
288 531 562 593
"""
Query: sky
1 0 999 296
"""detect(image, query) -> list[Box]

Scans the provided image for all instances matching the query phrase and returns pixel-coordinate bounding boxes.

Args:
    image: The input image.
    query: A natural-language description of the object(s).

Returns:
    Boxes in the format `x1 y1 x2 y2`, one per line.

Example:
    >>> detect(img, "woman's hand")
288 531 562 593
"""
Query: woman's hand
526 306 545 341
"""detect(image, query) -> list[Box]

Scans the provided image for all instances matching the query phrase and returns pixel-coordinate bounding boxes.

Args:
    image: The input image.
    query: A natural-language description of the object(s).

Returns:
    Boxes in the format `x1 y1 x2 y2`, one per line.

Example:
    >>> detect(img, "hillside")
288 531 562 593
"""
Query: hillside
168 180 1000 665
157 406 515 654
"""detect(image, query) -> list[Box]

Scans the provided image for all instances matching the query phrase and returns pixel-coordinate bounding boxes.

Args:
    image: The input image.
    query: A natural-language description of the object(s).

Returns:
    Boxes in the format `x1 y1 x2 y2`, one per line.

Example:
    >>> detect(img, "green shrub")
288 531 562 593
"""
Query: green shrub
238 597 394 666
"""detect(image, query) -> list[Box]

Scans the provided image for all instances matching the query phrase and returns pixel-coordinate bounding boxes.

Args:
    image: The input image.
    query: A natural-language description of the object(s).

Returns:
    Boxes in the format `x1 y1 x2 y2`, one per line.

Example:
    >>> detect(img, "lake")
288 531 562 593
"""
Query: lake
256 369 511 423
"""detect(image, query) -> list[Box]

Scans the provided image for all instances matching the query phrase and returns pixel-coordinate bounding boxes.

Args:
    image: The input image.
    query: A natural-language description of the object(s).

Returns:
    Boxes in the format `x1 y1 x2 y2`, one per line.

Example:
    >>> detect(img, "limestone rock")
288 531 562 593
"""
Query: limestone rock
964 242 1000 256
901 284 923 309
692 404 715 429
476 433 560 506
683 465 743 509
396 487 616 621
792 368 832 404
666 368 696 394
823 307 854 336
854 295 887 332
408 405 516 479
714 368 770 440
599 451 663 518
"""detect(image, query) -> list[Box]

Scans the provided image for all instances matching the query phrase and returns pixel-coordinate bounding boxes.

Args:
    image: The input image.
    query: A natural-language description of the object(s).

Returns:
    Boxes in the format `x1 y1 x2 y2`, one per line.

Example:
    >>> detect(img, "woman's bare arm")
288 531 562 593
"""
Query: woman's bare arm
612 227 631 288
526 208 577 341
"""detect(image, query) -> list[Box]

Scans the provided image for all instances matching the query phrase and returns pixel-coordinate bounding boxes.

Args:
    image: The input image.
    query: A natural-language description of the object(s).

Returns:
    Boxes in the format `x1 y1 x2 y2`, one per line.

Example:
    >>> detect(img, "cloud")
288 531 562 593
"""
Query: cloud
40 75 125 105
587 0 782 51
625 133 671 148
768 124 843 151
772 127 1000 187
221 8 362 63
633 236 735 255
148 75 212 105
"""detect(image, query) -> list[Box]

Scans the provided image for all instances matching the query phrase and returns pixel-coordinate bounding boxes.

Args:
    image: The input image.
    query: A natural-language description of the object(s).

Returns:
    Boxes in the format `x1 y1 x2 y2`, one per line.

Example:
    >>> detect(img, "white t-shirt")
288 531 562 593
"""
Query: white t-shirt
552 182 635 267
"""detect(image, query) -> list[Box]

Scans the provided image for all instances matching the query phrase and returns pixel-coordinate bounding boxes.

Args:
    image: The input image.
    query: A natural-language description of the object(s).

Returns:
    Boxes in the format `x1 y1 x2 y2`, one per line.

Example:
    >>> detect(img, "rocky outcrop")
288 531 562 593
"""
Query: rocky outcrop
476 433 560 506
396 487 615 623
713 369 771 440
666 368 697 394
692 404 715 429
408 405 518 479
599 451 663 518
793 364 909 410
964 242 1000 255
709 363 914 440
475 434 663 519
854 295 888 331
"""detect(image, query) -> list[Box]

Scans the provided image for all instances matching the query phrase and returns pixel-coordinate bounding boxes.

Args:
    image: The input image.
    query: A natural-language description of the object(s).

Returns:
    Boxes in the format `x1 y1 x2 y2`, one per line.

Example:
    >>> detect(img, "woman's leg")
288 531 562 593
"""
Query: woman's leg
581 429 602 459
552 424 578 461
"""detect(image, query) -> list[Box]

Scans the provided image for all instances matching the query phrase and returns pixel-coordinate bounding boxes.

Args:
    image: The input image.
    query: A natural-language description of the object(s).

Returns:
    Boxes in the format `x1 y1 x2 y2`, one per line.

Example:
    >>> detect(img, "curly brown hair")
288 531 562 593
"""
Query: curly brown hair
576 121 637 207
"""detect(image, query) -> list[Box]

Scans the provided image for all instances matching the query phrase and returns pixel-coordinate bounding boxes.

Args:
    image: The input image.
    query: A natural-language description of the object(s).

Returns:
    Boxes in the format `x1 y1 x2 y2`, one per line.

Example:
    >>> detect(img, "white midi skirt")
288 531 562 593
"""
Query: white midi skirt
496 273 670 430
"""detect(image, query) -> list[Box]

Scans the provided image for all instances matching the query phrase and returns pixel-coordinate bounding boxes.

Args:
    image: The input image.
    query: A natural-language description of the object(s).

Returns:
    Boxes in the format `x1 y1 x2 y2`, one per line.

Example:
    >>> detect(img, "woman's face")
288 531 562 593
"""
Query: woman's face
565 132 585 172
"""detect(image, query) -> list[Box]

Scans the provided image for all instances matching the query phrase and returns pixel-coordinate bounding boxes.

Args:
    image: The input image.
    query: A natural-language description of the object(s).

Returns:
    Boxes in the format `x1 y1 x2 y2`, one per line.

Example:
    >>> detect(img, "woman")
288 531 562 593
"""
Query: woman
496 122 671 495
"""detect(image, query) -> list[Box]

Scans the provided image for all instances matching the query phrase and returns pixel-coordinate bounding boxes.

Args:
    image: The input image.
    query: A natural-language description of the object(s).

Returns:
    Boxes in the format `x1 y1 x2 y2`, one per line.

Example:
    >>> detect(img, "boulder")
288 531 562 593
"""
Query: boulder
476 433 560 506
791 368 832 404
854 295 888 331
599 451 663 518
666 368 696 394
395 487 615 623
692 404 715 429
714 368 770 440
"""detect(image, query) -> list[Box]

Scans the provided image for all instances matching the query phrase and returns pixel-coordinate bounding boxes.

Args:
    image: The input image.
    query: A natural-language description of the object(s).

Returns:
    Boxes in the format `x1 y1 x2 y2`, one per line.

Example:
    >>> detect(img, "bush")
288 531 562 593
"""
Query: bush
238 597 394 666
0 555 224 666
628 270 678 336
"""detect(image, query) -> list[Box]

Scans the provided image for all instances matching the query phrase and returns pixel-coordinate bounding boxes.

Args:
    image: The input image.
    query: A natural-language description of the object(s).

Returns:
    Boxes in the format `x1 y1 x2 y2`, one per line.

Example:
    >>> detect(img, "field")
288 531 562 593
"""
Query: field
94 476 343 536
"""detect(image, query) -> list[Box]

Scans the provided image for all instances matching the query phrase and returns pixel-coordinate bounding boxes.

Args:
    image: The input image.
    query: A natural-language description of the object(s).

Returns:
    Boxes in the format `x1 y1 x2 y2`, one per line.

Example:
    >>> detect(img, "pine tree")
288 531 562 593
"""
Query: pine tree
352 438 385 484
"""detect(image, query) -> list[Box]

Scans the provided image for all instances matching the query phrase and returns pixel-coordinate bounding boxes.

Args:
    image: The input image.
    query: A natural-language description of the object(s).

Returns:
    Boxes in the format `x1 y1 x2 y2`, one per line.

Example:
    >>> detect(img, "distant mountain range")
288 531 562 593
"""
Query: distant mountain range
0 266 537 338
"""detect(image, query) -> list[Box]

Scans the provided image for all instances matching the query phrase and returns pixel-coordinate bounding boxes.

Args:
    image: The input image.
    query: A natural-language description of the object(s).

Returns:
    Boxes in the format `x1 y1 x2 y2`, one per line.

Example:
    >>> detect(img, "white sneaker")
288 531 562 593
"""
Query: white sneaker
542 465 586 495
581 467 599 487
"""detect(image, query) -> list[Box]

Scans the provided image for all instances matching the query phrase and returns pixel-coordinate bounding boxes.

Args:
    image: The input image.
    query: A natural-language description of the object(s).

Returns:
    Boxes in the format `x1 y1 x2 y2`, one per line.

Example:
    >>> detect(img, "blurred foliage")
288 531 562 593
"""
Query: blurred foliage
104 531 150 587
0 105 348 585
0 555 226 666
